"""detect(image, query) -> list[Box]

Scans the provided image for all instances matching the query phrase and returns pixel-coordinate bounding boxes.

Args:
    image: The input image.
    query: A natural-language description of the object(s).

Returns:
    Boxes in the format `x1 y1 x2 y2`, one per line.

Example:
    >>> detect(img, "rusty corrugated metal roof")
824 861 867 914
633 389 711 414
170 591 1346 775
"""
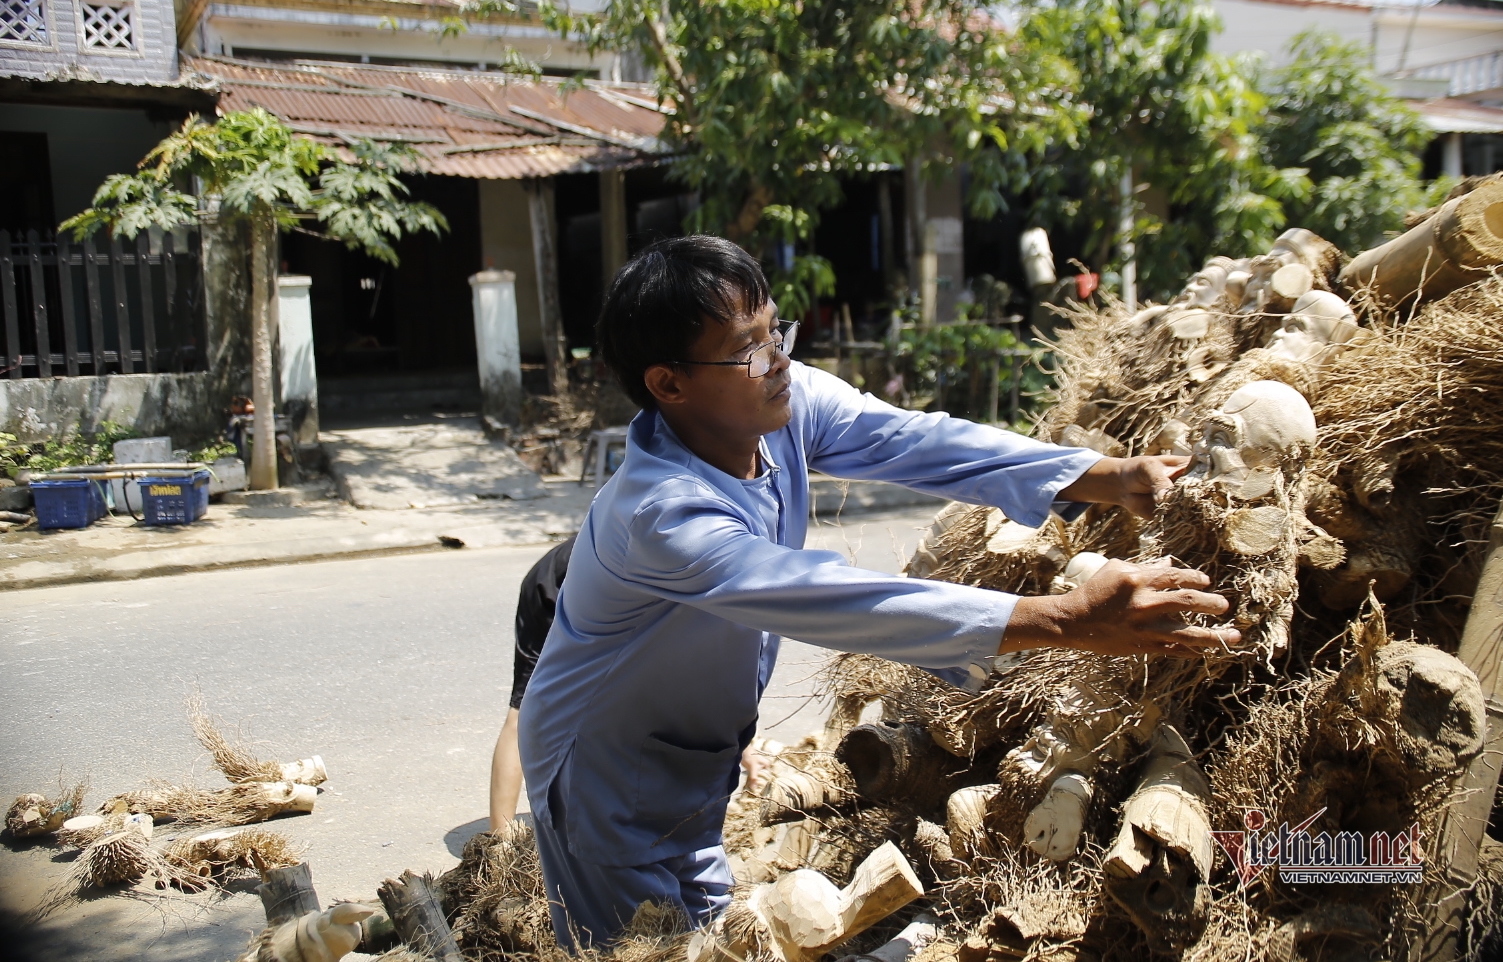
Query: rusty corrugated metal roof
187 56 671 179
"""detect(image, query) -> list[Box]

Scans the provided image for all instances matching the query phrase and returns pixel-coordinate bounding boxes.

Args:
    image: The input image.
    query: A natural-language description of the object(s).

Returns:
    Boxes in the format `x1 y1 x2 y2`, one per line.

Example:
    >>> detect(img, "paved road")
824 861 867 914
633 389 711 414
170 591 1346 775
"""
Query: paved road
0 504 941 962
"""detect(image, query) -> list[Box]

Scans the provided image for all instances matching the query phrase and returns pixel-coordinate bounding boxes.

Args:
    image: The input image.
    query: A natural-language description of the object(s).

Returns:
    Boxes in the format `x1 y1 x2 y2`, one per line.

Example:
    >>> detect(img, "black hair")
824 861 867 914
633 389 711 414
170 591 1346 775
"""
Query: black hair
596 234 770 411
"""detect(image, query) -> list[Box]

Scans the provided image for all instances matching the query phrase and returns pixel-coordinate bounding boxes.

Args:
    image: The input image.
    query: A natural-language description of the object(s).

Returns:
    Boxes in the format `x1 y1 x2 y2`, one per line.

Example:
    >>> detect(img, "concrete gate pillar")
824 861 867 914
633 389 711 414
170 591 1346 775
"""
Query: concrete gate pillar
276 275 319 448
470 269 523 427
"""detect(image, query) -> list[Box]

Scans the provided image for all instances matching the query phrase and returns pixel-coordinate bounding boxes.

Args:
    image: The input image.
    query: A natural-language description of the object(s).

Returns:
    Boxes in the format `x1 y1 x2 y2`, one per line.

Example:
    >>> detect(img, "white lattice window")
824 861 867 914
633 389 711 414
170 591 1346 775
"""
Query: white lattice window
79 0 133 50
0 0 49 45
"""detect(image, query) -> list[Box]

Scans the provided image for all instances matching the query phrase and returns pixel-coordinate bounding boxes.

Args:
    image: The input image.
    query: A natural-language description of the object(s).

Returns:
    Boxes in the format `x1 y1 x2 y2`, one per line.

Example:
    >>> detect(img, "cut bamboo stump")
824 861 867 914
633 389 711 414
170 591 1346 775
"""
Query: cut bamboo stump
378 870 463 962
263 903 373 962
836 723 971 811
1340 179 1503 312
760 768 850 826
260 862 320 925
690 842 924 962
1102 726 1214 951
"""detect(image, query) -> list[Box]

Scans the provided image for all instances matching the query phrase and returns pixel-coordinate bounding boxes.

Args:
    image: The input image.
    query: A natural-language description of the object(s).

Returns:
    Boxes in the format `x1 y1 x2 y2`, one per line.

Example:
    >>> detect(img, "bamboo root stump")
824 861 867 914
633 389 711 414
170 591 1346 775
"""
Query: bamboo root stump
760 768 850 826
836 723 971 811
690 842 924 962
1102 726 1214 952
378 870 463 962
835 915 938 962
262 904 374 962
274 757 327 787
260 862 321 925
5 788 85 839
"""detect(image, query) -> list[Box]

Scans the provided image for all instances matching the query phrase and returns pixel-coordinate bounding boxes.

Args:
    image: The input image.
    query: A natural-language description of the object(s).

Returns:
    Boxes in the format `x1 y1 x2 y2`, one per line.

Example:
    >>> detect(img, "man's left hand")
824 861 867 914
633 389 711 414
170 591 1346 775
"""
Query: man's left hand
1060 455 1190 518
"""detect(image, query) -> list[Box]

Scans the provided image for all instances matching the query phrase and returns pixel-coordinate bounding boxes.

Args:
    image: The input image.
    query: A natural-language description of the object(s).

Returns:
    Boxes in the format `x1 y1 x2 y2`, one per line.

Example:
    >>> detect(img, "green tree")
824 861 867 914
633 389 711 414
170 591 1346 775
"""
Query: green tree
1001 0 1303 299
501 0 1072 317
63 108 446 489
1259 30 1439 254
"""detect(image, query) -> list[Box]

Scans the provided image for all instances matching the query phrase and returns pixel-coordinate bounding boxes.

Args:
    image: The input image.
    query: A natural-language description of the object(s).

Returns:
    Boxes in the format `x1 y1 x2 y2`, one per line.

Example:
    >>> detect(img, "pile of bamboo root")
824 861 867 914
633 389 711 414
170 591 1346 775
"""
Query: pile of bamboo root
28 185 1503 962
227 179 1503 962
718 176 1503 962
3 695 322 915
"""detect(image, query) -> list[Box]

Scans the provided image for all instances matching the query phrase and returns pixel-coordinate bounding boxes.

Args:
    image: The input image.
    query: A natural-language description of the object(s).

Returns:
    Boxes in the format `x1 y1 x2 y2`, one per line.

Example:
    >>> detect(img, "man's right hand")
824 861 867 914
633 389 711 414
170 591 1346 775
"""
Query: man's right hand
1001 559 1241 658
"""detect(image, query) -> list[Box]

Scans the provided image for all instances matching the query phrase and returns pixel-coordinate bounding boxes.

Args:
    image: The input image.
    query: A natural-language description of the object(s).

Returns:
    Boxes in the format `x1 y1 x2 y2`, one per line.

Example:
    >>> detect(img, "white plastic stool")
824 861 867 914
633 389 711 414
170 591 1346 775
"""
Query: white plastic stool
580 426 631 487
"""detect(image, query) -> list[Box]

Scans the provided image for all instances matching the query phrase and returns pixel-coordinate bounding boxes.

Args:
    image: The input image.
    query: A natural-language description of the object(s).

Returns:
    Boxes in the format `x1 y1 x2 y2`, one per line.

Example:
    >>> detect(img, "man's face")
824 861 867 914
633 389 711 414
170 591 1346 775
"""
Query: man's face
664 298 794 440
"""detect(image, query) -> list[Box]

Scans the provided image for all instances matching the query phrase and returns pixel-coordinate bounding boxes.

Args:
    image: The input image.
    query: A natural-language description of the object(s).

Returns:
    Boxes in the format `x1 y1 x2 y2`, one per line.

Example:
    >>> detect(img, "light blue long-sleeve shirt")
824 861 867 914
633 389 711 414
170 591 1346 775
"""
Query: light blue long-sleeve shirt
517 362 1102 867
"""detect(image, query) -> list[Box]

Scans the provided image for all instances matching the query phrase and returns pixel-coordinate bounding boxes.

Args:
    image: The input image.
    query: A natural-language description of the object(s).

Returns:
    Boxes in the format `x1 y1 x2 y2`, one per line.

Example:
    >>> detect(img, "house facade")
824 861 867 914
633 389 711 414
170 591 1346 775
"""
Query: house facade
1210 0 1503 176
0 0 676 442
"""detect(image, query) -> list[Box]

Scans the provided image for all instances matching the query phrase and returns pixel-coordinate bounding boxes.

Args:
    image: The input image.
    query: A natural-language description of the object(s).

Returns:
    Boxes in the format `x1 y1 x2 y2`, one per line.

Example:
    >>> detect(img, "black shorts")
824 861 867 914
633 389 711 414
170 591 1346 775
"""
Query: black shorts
510 534 575 709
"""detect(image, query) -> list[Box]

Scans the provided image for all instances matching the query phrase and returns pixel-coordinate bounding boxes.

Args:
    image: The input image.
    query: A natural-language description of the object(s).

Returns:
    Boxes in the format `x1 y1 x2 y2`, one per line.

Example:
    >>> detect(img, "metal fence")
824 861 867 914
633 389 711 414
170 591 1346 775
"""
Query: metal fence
1 229 206 379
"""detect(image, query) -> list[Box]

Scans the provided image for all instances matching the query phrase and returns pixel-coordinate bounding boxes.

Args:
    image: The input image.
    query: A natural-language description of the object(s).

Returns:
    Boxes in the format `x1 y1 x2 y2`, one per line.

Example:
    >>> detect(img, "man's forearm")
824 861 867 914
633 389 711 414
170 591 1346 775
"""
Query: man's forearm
1057 458 1126 507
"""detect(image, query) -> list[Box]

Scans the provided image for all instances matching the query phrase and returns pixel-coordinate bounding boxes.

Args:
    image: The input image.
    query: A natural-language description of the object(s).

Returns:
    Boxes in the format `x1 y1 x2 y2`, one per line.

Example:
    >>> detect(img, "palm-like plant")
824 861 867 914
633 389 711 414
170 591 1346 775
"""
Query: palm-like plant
63 108 447 489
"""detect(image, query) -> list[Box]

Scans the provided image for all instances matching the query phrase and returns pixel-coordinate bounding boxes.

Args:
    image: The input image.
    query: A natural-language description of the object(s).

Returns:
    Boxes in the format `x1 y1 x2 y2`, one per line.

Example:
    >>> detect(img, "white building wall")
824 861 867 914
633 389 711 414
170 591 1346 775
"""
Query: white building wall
1210 0 1373 66
1371 6 1503 76
195 2 605 74
0 0 177 82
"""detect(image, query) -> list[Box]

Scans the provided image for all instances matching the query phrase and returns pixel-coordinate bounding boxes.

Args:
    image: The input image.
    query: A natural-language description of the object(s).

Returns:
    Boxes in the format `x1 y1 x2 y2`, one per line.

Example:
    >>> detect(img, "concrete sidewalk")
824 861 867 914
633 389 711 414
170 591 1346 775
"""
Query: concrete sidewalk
0 481 593 592
0 476 941 592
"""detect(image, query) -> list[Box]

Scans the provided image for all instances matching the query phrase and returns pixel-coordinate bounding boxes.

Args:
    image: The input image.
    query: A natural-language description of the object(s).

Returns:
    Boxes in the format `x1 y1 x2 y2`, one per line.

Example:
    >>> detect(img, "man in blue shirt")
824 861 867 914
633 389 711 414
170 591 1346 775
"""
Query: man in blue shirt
518 236 1237 949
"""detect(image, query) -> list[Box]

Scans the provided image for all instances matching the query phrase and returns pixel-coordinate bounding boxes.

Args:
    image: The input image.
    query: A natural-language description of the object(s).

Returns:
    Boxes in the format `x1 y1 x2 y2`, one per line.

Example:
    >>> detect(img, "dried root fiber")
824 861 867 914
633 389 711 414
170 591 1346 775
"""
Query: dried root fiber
102 779 316 826
187 691 327 786
4 784 86 840
164 826 302 880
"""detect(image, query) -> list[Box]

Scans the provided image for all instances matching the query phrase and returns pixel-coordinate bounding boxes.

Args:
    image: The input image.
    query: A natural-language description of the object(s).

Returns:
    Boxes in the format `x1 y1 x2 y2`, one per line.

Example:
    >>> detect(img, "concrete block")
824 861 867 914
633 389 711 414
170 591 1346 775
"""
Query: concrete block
0 484 32 512
208 457 248 496
114 437 174 463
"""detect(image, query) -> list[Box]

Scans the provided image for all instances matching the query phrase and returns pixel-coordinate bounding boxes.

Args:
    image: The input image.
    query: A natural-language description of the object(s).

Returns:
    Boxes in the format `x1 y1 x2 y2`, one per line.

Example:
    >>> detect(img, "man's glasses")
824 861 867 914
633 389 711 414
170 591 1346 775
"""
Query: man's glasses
675 320 799 379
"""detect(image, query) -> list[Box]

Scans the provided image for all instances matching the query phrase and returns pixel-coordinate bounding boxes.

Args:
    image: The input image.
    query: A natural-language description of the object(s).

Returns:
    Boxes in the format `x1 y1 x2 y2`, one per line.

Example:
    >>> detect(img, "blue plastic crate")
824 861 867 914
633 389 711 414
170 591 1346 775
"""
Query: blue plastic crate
31 478 107 530
136 470 210 526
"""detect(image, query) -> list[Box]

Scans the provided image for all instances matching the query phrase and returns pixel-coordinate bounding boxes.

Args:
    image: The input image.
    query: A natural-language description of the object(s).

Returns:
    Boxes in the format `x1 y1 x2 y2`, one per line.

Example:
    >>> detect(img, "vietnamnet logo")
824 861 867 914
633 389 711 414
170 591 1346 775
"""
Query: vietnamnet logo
1211 808 1424 886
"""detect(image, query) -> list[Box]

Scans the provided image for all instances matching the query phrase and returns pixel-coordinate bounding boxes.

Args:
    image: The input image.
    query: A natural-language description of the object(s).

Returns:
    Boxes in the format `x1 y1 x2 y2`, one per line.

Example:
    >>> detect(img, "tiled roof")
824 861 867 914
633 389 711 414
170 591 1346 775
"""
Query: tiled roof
188 55 670 179
1408 96 1503 134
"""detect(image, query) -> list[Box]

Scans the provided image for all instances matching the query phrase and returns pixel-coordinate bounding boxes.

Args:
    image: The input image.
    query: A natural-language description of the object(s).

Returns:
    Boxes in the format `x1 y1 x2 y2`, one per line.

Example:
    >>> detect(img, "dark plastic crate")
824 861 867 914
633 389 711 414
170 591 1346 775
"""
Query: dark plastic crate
137 470 211 526
31 478 107 530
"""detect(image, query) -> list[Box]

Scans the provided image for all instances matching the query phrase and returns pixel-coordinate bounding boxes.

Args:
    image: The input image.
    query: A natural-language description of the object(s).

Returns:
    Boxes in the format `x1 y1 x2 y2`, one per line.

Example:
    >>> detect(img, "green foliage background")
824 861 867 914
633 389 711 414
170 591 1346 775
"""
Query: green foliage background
519 0 1443 306
62 108 448 262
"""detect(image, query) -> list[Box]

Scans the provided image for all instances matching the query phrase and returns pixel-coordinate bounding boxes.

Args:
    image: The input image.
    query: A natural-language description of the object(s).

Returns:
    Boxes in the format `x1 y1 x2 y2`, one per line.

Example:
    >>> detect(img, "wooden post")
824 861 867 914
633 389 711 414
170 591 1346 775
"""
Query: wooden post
877 174 896 293
377 870 463 962
83 236 107 373
1417 501 1503 961
1119 169 1137 312
0 230 20 378
111 235 134 373
258 862 320 925
527 178 569 397
904 160 925 289
599 168 629 290
136 233 157 374
26 231 50 377
57 238 79 376
248 214 278 490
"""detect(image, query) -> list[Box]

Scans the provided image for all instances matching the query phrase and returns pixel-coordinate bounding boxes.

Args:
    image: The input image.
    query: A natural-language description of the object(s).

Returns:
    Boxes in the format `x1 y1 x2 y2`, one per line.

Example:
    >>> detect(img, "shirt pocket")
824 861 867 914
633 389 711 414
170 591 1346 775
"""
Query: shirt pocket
633 734 740 843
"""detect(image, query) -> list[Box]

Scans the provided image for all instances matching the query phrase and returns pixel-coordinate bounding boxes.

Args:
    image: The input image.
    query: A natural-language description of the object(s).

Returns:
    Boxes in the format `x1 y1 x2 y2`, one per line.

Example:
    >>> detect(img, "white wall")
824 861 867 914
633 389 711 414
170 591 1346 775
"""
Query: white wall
0 0 178 82
197 3 605 73
1372 5 1503 76
0 102 177 225
1210 0 1373 66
